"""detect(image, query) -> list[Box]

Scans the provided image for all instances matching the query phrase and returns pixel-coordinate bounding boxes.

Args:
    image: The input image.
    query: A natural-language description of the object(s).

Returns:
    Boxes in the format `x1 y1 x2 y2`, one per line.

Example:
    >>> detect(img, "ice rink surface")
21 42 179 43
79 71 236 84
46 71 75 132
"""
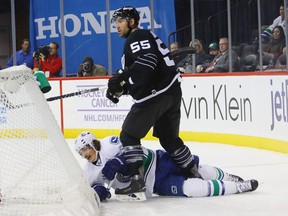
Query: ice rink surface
67 139 288 216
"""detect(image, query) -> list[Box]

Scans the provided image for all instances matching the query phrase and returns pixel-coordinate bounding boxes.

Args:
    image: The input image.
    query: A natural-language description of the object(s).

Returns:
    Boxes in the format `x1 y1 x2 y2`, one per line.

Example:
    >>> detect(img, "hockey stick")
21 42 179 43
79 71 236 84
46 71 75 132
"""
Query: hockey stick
170 47 196 58
107 179 115 190
46 85 107 102
105 178 115 200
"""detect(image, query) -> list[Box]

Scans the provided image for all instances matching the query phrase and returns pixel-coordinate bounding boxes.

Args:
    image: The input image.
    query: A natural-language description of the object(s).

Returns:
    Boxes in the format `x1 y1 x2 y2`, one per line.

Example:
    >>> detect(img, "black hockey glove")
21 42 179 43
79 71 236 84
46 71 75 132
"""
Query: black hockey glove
106 89 119 104
108 68 129 95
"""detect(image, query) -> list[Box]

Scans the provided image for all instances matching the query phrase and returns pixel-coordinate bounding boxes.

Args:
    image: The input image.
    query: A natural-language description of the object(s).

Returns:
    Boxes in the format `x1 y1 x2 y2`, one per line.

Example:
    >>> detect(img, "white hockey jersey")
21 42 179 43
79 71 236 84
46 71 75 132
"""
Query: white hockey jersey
81 136 156 198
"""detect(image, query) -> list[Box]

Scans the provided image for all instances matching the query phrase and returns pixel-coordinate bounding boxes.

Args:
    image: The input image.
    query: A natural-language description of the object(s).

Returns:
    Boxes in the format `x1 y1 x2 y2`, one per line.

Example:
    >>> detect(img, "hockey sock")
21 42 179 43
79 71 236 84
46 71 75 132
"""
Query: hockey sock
198 165 225 180
198 165 243 182
182 178 238 197
123 145 144 176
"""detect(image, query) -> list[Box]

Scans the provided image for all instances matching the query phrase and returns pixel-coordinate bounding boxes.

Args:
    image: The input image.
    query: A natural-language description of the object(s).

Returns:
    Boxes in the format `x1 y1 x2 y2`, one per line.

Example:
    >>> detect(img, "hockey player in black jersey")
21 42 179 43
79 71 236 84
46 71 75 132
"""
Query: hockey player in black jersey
106 6 201 200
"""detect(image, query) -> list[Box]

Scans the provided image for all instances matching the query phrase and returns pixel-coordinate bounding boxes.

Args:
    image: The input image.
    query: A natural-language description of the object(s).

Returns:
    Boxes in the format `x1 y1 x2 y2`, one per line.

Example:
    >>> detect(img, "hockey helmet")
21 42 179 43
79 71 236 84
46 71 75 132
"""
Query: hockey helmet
111 6 140 25
75 131 97 153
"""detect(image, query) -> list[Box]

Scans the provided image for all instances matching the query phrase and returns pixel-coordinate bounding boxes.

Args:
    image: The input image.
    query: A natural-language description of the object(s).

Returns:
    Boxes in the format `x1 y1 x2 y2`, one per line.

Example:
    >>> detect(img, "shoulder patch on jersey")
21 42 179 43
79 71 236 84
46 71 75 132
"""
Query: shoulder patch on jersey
109 136 119 144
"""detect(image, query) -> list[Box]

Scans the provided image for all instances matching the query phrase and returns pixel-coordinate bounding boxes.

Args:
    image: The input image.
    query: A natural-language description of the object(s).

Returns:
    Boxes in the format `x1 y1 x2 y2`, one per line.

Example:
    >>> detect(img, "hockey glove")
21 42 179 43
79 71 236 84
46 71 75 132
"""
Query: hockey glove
102 155 128 181
108 68 129 95
106 89 119 104
92 184 111 202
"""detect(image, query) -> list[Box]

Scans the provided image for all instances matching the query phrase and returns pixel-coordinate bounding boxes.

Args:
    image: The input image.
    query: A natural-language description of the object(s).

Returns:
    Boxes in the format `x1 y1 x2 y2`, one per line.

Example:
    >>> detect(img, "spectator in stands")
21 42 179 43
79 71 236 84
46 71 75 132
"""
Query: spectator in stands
170 42 185 66
77 56 107 77
6 38 34 69
261 4 285 43
262 25 285 66
204 37 239 73
207 42 220 61
34 42 62 77
196 42 220 73
177 39 207 73
170 42 180 52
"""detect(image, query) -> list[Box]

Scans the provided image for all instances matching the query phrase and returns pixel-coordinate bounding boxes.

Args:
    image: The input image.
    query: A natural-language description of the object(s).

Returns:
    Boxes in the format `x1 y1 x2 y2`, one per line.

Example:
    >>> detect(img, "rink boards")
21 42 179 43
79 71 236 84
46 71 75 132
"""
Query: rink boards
45 73 288 153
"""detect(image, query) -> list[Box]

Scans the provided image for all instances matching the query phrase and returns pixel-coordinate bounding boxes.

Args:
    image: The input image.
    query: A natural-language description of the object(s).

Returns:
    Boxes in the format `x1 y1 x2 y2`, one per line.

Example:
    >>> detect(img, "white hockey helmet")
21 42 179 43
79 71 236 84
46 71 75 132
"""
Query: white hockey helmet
75 131 97 153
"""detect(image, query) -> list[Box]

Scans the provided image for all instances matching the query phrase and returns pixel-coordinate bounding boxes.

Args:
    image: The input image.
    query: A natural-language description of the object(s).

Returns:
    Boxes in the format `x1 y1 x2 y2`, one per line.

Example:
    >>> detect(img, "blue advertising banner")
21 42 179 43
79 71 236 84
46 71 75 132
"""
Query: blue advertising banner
29 0 176 76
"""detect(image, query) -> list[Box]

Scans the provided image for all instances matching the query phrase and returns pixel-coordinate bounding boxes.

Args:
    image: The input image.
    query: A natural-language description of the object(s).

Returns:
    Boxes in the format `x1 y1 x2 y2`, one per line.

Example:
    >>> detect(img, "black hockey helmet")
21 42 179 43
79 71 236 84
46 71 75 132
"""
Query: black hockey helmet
111 6 140 25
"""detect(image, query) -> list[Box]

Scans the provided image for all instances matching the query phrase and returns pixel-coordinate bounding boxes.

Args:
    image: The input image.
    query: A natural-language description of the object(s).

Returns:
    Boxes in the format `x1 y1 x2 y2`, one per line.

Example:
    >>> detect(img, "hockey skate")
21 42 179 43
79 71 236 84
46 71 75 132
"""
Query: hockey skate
237 179 258 193
225 173 244 182
188 165 203 179
115 175 147 202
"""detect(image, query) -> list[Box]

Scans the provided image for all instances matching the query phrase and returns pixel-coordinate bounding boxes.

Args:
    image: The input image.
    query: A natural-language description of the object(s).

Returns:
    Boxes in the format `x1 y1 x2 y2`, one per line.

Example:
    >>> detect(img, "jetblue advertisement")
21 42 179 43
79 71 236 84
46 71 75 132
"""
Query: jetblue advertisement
29 0 176 75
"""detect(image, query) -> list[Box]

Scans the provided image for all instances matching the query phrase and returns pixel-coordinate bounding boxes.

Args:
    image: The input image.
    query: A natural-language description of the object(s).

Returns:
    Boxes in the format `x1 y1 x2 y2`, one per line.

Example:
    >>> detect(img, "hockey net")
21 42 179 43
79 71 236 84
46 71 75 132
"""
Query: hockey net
0 65 100 216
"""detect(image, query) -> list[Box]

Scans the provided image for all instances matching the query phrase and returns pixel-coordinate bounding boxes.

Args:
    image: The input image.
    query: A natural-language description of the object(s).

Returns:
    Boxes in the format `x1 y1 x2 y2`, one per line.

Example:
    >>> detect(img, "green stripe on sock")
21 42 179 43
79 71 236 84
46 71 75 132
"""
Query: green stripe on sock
212 180 220 196
216 168 223 180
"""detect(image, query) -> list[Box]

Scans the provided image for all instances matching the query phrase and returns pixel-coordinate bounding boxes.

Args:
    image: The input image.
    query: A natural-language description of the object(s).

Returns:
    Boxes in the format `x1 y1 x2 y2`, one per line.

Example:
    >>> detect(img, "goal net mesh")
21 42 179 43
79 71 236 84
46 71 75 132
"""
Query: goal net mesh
0 65 100 216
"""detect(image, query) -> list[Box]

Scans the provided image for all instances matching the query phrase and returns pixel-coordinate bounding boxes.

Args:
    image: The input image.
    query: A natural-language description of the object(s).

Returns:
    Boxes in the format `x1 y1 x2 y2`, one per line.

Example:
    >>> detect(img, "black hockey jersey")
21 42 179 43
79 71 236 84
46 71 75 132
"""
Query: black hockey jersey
122 29 180 103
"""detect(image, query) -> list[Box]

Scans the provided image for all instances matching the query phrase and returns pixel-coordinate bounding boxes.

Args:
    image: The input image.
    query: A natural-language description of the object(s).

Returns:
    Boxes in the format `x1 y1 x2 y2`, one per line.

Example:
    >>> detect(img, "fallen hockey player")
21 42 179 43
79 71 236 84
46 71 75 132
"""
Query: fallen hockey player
75 132 258 202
